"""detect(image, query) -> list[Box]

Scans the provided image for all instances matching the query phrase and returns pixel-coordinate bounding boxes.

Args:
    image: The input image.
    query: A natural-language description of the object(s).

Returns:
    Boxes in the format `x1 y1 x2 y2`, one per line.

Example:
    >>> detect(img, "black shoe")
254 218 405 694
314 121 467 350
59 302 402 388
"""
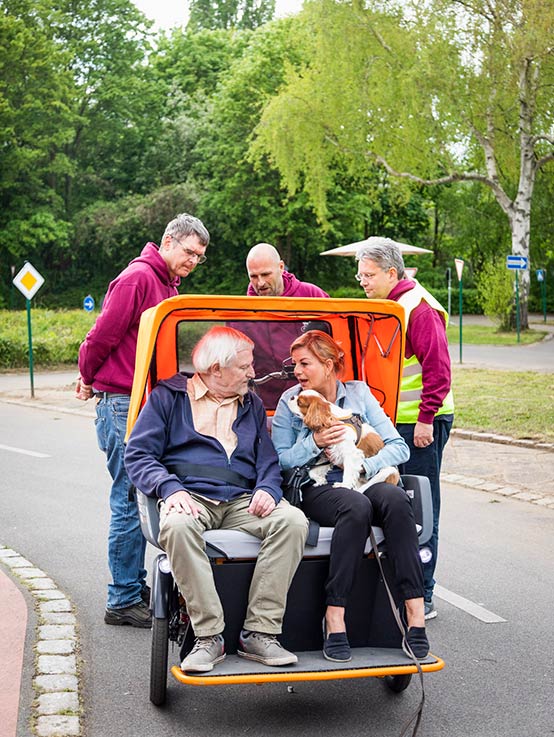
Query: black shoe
104 600 152 628
140 584 151 605
322 620 351 662
403 626 429 660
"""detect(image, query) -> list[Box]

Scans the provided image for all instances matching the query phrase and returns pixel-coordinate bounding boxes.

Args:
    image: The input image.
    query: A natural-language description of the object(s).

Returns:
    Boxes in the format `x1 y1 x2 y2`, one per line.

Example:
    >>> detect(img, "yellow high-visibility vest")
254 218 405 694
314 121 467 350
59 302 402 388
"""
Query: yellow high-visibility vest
396 280 454 423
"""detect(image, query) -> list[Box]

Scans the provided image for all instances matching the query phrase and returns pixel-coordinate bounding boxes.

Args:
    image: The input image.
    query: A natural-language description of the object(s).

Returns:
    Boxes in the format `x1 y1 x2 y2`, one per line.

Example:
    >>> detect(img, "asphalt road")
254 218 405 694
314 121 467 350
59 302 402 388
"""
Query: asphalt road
1 403 553 737
448 316 554 372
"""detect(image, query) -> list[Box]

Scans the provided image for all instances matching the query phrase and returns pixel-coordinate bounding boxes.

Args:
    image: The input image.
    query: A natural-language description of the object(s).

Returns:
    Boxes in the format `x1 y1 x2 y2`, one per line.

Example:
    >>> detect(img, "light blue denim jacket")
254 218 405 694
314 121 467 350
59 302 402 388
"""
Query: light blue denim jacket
272 381 410 480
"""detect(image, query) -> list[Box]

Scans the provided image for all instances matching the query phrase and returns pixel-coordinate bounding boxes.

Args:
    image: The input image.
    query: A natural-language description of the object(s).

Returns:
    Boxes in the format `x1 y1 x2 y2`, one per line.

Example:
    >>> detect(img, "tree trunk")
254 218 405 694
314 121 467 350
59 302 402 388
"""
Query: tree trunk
509 213 530 330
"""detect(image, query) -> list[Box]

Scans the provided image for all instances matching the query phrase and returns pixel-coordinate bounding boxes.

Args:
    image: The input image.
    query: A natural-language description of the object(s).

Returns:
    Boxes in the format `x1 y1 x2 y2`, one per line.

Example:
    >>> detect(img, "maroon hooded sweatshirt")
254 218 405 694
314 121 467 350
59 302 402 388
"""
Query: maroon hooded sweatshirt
78 243 179 394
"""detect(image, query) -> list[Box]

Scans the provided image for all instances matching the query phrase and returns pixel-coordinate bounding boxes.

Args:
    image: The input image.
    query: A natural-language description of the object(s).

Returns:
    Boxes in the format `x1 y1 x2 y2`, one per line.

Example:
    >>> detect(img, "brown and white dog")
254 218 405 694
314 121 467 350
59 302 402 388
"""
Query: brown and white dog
288 389 400 491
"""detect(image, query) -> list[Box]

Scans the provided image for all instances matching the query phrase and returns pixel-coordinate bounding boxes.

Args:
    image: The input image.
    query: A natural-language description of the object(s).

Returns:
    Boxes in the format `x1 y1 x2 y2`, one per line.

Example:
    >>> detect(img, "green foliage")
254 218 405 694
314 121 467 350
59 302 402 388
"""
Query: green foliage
0 1 76 276
72 183 202 290
0 309 96 369
251 0 554 326
432 287 481 316
2 0 554 313
188 0 275 31
475 261 514 330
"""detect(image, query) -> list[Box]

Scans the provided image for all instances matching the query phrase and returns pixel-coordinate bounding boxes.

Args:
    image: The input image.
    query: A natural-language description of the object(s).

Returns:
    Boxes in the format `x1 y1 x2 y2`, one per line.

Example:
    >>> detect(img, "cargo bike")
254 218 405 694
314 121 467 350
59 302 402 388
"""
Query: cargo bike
126 295 444 708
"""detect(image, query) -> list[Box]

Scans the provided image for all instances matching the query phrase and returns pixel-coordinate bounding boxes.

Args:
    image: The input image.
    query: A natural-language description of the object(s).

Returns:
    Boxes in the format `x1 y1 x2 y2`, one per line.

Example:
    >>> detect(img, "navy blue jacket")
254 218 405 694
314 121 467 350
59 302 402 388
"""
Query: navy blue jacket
124 373 283 503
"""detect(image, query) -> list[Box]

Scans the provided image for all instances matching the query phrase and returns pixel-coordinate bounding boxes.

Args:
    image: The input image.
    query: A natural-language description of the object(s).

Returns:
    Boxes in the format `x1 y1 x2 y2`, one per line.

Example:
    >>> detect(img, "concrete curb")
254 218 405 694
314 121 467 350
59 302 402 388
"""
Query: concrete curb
450 428 554 452
0 548 82 737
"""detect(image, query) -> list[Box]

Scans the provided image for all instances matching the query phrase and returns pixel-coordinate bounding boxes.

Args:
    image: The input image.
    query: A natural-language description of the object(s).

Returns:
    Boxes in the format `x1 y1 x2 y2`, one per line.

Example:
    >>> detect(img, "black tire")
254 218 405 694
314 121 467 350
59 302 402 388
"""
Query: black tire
384 673 412 693
150 617 169 706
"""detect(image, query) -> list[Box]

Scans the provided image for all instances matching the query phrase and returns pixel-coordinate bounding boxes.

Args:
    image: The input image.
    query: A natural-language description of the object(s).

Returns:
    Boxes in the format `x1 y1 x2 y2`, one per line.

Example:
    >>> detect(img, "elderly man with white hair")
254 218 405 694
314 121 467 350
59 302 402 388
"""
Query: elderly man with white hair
125 326 308 674
355 237 454 622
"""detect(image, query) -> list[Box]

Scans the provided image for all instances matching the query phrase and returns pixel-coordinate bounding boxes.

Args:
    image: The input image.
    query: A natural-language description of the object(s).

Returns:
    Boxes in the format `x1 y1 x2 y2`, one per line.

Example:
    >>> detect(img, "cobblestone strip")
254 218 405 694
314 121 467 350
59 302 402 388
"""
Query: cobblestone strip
442 474 554 509
0 547 81 737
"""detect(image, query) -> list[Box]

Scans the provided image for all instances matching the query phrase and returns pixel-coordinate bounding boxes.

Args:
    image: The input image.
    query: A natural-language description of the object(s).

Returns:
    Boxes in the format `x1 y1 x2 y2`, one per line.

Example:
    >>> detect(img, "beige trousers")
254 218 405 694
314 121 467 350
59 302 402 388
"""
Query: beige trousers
158 495 308 637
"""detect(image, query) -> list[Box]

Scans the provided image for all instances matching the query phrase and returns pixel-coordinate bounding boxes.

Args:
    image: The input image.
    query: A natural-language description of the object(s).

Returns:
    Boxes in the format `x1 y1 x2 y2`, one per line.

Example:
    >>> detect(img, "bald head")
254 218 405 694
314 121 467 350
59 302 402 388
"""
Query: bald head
246 242 285 296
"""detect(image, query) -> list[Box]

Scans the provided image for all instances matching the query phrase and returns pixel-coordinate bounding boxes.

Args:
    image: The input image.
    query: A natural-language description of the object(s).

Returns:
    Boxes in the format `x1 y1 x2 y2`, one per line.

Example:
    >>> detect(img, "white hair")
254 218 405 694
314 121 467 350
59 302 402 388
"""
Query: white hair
191 326 254 372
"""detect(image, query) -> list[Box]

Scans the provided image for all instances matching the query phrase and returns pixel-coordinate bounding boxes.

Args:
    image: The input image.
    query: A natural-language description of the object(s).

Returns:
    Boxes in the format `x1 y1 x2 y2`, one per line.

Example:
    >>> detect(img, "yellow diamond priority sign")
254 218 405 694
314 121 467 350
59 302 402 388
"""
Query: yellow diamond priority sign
13 262 45 300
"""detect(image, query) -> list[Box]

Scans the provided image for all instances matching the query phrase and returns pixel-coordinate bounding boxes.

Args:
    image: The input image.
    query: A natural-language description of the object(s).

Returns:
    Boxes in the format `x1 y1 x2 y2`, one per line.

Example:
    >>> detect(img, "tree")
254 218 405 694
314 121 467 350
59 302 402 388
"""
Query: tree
0 1 77 295
188 0 275 31
0 0 157 304
50 0 156 213
252 0 554 328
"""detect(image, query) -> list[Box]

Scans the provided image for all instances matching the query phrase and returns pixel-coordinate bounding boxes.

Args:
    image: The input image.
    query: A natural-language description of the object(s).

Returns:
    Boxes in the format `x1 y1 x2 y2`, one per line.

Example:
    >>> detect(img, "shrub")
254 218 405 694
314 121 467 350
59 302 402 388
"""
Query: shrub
475 261 513 330
0 309 96 369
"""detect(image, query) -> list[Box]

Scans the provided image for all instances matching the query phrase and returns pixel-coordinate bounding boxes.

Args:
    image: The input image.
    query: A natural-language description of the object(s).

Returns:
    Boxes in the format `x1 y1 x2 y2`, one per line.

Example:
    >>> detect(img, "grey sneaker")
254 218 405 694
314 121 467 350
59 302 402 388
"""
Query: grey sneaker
181 635 226 673
237 630 298 667
424 600 437 620
104 600 152 628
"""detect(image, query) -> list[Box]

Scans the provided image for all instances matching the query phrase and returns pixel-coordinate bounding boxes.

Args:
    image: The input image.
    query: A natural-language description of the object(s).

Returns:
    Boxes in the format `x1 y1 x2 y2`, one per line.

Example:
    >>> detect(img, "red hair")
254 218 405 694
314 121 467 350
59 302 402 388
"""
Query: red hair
290 330 345 375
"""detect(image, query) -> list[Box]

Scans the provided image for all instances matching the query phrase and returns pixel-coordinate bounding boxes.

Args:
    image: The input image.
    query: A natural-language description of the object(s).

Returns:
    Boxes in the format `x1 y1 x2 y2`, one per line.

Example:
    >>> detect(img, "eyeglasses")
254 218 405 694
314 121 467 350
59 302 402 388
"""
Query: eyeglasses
172 236 207 264
355 268 389 282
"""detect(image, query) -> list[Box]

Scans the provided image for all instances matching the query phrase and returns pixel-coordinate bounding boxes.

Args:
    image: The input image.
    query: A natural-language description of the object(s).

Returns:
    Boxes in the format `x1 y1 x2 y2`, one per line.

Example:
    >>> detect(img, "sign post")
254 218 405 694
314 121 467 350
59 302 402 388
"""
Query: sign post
10 265 16 309
506 255 528 343
454 259 464 363
12 262 45 398
445 267 452 319
536 269 546 323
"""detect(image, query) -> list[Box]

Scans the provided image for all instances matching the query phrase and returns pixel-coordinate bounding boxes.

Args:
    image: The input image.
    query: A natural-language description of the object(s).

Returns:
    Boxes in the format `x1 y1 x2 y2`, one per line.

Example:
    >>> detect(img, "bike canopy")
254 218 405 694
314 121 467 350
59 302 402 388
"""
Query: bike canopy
127 295 405 439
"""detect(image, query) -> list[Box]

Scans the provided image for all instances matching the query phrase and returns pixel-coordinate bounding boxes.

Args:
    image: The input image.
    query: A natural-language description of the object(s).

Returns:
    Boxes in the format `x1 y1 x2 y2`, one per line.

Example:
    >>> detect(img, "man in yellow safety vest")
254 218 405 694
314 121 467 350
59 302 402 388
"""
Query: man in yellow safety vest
355 238 454 621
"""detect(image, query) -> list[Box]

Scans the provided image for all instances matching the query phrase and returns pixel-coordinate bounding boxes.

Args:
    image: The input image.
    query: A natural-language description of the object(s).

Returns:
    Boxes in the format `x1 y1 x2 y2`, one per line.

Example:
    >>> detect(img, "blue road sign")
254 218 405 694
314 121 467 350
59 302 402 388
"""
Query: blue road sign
506 254 528 270
83 295 95 312
536 269 545 282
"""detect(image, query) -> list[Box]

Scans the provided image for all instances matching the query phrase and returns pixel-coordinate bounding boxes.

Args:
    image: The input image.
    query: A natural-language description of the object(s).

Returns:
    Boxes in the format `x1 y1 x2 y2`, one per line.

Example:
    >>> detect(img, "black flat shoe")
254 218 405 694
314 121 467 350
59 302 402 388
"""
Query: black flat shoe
322 620 352 662
403 626 429 660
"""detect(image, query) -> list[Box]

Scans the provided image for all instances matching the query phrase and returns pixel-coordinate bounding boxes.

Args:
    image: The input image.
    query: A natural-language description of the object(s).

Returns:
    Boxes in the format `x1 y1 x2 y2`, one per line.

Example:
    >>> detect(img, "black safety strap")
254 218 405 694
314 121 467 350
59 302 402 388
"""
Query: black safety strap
306 519 320 547
368 528 425 737
167 462 254 490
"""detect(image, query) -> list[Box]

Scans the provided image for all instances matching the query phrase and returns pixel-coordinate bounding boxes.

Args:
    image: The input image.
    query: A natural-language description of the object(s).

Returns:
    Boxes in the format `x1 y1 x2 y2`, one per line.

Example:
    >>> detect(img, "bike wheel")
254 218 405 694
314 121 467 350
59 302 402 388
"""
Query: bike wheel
384 673 412 693
150 616 169 705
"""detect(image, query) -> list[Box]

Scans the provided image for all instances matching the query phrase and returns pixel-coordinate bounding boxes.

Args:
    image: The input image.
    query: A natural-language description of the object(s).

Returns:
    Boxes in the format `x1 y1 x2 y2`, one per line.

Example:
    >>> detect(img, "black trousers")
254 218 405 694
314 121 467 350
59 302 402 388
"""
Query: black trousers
301 481 424 608
398 414 453 602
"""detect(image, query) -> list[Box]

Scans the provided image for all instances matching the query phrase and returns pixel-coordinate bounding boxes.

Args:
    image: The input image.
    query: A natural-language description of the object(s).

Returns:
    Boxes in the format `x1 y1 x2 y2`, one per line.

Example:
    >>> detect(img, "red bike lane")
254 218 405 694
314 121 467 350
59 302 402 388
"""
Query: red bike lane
0 568 28 737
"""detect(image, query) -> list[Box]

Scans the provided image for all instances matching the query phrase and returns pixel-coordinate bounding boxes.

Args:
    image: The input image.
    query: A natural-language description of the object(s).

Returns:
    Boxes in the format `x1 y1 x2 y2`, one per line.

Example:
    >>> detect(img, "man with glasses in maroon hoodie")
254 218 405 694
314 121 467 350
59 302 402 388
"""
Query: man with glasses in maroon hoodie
76 213 210 628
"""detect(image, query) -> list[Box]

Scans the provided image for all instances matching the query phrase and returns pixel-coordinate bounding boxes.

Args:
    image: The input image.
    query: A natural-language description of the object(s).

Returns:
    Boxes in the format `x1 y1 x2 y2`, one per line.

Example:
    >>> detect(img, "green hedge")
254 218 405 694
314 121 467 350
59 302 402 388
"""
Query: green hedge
330 285 482 314
0 309 96 369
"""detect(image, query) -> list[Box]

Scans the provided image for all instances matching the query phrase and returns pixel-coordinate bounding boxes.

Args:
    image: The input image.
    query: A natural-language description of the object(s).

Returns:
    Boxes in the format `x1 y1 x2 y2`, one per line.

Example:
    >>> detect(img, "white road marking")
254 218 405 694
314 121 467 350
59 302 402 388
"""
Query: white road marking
434 584 507 622
0 443 50 458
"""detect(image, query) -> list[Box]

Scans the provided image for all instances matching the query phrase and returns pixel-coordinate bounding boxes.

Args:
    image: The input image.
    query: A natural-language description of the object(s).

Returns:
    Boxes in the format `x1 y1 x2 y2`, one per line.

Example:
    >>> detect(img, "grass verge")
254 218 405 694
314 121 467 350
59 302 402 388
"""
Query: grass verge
451 367 554 443
447 324 548 345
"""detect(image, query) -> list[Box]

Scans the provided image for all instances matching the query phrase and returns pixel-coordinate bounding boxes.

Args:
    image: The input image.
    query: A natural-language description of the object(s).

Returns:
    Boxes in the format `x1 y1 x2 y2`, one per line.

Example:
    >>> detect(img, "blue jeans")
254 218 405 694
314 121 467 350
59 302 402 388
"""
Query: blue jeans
397 414 453 602
95 395 146 609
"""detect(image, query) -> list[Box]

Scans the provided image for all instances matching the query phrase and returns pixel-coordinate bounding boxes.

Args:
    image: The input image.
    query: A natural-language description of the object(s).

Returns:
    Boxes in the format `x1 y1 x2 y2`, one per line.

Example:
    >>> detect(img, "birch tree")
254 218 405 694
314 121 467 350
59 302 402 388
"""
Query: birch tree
252 0 554 327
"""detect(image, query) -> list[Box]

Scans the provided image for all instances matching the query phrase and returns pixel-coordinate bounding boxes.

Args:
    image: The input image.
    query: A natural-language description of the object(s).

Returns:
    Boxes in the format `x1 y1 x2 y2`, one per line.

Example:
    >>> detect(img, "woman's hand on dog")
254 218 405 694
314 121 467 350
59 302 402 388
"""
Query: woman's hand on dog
313 422 347 449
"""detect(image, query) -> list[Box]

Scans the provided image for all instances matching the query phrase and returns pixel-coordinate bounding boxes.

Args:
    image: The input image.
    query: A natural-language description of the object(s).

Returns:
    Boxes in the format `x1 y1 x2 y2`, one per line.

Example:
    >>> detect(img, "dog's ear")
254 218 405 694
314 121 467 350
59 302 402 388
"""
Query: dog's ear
299 396 328 430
